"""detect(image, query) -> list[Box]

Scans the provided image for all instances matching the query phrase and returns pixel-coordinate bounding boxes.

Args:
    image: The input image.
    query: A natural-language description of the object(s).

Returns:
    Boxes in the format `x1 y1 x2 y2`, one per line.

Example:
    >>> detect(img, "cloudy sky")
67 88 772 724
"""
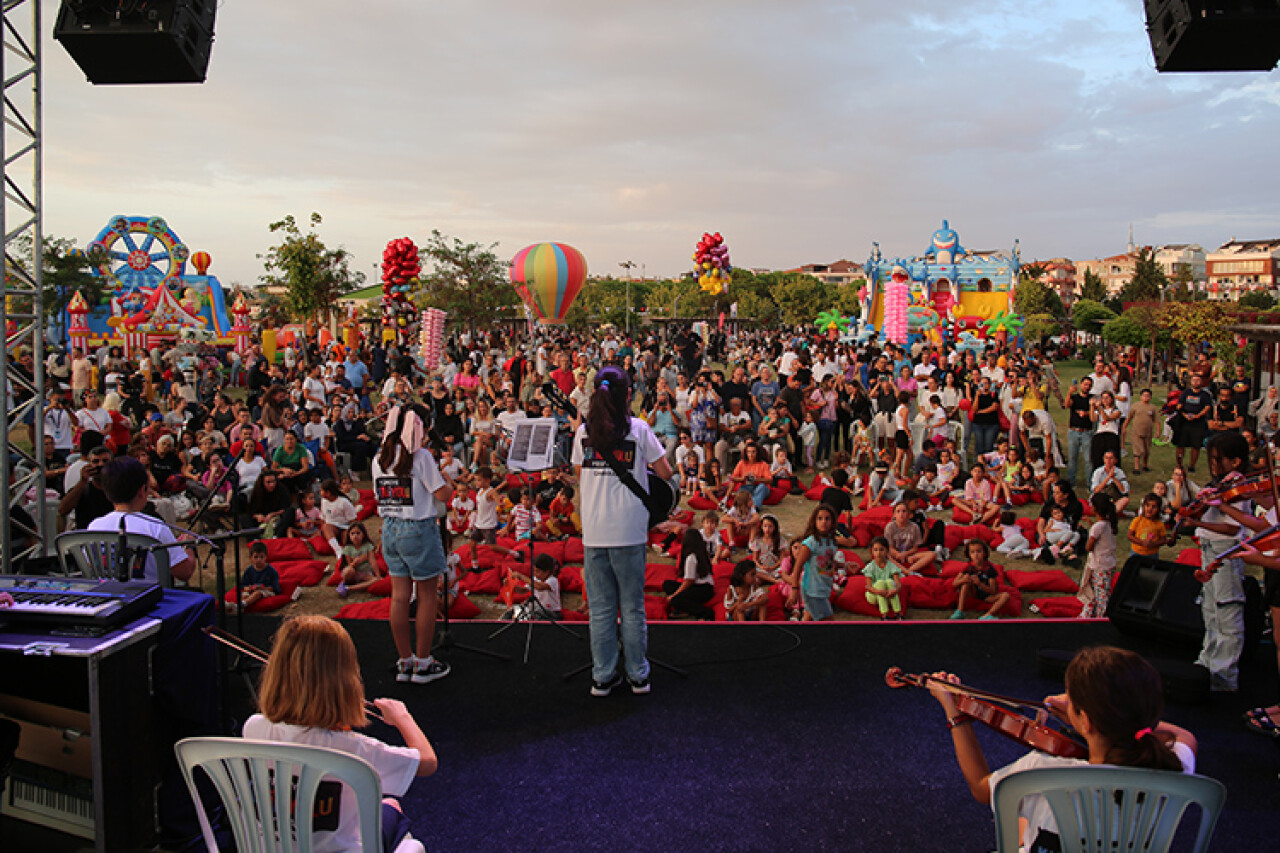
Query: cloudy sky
41 0 1279 288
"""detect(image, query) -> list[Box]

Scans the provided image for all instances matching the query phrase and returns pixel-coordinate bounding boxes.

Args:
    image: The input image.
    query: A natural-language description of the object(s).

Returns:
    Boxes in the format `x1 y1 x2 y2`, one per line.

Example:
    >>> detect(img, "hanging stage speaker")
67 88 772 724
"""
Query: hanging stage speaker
54 0 216 85
1144 0 1280 72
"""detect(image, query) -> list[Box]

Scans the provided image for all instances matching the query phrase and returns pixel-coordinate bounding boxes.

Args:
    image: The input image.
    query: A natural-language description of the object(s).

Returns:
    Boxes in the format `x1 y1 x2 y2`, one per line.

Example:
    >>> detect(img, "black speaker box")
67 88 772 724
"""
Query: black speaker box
54 0 217 85
1107 556 1205 648
1145 0 1280 72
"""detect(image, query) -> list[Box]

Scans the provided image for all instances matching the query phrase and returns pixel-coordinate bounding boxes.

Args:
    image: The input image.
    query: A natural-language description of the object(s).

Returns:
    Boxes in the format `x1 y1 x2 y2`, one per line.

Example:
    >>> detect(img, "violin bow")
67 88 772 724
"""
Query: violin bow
203 626 386 723
885 668 1062 720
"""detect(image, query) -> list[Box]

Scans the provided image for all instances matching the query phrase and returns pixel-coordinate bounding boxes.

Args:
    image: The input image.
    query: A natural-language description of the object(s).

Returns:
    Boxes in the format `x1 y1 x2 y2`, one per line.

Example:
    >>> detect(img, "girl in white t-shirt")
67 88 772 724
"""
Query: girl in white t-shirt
928 646 1198 853
242 615 435 853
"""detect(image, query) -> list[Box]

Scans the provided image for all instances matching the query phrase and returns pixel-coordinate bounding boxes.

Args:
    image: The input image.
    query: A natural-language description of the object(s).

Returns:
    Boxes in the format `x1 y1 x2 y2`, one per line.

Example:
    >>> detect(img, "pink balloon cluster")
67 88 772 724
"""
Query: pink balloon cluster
884 268 910 345
693 231 732 294
420 308 446 369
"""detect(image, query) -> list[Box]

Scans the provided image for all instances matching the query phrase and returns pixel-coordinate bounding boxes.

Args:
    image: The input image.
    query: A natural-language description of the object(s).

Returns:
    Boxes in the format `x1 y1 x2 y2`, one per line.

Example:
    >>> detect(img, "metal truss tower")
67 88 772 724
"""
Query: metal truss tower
0 0 45 572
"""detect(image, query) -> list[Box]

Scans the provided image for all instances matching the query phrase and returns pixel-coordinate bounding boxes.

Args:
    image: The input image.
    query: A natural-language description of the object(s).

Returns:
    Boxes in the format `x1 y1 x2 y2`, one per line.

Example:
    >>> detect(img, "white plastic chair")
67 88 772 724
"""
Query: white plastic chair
992 765 1226 853
175 737 425 853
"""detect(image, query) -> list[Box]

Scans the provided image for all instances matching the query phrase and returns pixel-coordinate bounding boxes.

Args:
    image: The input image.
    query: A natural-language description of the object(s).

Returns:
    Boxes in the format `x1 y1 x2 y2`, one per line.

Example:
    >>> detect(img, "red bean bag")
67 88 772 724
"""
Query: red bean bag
854 505 895 526
337 598 392 620
1010 493 1030 507
563 537 585 564
460 567 503 595
804 477 832 501
944 524 1000 550
253 538 313 562
713 561 736 581
672 510 695 525
938 560 972 578
1176 547 1201 566
367 576 393 597
847 522 875 548
951 506 973 524
502 540 567 573
355 489 377 522
764 585 788 621
1016 517 1040 540
1030 596 1085 618
688 495 718 510
719 529 749 550
275 560 328 587
901 575 958 610
305 534 333 556
763 485 788 506
224 580 299 613
504 472 537 491
561 609 589 622
645 595 670 621
645 563 680 591
840 549 866 570
835 576 885 618
956 585 1022 617
1004 569 1079 593
452 545 506 572
448 593 482 619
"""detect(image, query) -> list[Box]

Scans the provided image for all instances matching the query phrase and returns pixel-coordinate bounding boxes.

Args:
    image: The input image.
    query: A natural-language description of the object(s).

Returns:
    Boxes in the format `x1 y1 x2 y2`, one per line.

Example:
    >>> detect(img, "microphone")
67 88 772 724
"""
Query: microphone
116 512 131 582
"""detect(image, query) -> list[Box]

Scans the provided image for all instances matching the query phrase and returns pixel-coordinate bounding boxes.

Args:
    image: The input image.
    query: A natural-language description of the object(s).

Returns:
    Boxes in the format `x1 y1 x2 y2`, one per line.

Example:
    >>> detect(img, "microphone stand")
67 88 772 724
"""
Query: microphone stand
185 451 239 535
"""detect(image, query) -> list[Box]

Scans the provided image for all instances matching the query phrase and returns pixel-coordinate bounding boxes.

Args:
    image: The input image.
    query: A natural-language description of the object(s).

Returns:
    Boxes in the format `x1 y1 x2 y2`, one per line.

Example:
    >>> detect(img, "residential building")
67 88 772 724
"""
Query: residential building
1075 249 1144 297
790 259 864 285
1206 238 1280 300
1038 258 1077 305
1154 243 1206 283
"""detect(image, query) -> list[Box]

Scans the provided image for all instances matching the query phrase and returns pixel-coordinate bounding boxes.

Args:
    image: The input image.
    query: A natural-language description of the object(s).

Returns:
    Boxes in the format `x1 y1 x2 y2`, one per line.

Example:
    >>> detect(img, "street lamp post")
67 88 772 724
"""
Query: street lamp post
619 260 636 335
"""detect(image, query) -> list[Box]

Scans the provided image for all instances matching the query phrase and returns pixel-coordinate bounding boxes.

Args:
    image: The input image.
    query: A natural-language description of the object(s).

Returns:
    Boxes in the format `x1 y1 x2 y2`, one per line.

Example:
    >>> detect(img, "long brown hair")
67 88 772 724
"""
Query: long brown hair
1066 646 1181 771
585 365 632 454
377 404 427 477
258 615 366 730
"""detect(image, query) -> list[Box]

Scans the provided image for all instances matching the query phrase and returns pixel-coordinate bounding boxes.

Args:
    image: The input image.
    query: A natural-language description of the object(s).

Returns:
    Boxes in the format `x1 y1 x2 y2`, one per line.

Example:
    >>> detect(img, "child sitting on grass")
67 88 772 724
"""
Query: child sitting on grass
507 553 562 620
543 485 580 538
724 559 767 622
995 510 1033 559
951 539 1011 621
336 521 380 598
320 478 357 558
228 541 281 614
722 488 761 553
285 489 322 540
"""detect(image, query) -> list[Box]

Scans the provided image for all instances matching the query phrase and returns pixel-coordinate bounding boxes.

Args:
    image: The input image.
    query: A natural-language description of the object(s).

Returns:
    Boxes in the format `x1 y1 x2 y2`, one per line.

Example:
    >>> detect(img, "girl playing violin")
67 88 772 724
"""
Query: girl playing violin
1178 432 1251 693
243 615 436 852
928 645 1198 853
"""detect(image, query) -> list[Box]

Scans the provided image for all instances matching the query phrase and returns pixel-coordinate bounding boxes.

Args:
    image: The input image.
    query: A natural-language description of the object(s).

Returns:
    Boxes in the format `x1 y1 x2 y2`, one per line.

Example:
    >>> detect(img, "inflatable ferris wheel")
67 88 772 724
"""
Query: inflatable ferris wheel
86 215 190 294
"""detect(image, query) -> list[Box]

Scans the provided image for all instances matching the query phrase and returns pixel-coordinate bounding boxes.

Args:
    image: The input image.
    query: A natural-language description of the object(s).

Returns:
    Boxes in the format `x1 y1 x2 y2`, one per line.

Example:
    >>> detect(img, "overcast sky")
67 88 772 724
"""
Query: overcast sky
41 0 1280 289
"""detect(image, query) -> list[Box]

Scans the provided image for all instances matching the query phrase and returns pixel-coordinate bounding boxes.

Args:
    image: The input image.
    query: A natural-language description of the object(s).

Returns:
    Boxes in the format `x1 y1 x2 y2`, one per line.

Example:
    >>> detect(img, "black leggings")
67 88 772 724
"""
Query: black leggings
662 580 715 620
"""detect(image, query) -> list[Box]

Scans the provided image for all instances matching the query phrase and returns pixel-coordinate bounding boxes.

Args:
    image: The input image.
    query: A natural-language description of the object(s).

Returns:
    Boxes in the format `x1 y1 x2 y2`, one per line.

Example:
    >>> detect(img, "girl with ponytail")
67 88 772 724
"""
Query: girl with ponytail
572 365 674 697
929 645 1197 851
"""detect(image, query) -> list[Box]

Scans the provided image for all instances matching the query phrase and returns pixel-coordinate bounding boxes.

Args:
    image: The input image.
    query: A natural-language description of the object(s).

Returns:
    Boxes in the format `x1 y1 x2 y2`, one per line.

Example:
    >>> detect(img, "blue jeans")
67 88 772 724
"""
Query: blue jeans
583 545 650 684
381 517 447 581
816 418 836 465
1066 428 1093 487
748 481 771 508
972 422 999 457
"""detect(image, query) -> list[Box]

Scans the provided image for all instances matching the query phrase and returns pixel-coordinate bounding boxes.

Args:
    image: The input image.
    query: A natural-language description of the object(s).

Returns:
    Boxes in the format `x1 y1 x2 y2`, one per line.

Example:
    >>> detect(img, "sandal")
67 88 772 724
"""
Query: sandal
1243 711 1280 738
1243 707 1271 724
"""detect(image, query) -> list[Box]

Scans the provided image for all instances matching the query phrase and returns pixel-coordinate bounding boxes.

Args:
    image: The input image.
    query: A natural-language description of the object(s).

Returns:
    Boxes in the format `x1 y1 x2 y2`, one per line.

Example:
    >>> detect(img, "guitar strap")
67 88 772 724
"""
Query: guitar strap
595 441 654 514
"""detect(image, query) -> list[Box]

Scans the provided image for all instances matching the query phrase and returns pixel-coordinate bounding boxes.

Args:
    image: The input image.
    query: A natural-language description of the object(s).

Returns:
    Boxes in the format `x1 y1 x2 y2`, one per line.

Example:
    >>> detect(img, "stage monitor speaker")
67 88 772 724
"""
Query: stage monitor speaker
1107 556 1205 648
1144 0 1280 72
54 0 216 85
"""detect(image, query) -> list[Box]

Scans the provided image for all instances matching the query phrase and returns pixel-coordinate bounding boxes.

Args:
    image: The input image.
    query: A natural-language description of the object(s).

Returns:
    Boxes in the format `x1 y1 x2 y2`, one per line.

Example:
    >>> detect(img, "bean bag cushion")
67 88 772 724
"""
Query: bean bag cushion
853 505 895 526
938 560 973 578
355 489 377 522
901 575 958 610
1030 596 1084 618
337 598 392 620
764 585 788 621
719 529 749 550
1010 493 1031 507
645 595 670 621
688 495 718 511
847 522 875 548
645 563 680 591
224 579 299 613
713 561 737 581
558 564 584 593
274 560 328 587
1016 517 1040 540
804 477 832 501
1176 547 1201 566
840 550 866 570
501 540 567 573
671 510 695 526
1005 568 1079 593
834 576 886 618
448 592 481 620
253 538 313 562
763 485 788 506
561 609 589 622
460 567 503 595
944 524 1000 550
452 545 505 571
367 576 393 597
563 537 585 564
307 534 334 556
504 472 538 491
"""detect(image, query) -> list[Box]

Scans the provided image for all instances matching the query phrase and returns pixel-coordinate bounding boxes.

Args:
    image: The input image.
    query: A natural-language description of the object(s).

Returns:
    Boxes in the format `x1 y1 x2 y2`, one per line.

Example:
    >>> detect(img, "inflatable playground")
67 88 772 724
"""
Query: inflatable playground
73 215 234 350
861 220 1023 350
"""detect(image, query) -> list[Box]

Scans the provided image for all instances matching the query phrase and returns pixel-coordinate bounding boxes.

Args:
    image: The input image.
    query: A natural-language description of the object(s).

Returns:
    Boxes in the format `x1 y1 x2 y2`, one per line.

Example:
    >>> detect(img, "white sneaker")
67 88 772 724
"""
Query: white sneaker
411 657 450 685
395 657 416 684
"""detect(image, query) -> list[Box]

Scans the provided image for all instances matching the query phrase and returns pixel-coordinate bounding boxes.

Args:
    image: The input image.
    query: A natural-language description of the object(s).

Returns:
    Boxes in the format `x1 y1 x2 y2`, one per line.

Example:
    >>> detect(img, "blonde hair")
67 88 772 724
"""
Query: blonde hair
258 615 366 730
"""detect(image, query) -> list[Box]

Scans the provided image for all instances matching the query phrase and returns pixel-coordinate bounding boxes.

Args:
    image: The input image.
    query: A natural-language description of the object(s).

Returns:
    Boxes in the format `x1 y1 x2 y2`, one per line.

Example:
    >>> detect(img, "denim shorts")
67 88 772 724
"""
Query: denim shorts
802 590 834 621
381 516 447 581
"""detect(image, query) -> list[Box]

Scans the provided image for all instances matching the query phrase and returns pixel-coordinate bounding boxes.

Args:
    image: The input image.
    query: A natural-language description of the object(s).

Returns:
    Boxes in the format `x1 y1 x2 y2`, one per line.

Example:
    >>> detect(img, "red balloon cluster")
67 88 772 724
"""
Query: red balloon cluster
693 232 731 295
381 237 420 330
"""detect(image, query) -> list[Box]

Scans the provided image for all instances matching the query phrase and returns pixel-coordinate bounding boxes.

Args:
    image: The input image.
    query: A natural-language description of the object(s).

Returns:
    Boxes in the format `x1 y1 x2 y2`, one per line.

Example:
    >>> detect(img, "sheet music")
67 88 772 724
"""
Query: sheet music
506 417 557 471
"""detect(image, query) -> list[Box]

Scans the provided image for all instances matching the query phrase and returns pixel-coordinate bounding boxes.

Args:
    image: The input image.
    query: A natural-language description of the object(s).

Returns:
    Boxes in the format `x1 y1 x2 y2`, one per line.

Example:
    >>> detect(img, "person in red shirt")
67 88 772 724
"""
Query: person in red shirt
550 352 576 396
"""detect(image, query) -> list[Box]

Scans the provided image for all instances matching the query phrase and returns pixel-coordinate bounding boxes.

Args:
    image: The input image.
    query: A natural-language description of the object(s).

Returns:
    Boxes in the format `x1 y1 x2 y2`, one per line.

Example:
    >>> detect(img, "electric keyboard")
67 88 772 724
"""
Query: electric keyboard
0 576 162 630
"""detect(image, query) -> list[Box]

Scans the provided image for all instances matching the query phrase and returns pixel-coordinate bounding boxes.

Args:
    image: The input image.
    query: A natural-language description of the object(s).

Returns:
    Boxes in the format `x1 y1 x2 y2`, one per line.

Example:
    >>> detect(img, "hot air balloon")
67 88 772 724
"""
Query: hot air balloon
190 251 212 275
509 242 588 324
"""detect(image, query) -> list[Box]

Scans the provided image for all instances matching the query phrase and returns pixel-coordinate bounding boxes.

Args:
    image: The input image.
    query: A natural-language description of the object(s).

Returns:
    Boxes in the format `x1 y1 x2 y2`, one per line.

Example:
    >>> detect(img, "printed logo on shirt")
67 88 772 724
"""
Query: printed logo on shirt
375 476 414 507
581 439 637 472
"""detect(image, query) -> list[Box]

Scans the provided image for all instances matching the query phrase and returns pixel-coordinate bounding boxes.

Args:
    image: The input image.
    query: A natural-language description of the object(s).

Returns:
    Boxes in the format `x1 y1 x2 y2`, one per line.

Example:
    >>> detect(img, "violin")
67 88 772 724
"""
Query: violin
1177 471 1272 522
885 667 1086 759
203 626 386 723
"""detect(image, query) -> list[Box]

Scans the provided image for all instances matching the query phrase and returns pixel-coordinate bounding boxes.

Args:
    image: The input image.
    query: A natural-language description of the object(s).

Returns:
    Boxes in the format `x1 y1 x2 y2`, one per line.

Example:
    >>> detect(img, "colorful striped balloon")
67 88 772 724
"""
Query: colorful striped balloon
509 242 588 324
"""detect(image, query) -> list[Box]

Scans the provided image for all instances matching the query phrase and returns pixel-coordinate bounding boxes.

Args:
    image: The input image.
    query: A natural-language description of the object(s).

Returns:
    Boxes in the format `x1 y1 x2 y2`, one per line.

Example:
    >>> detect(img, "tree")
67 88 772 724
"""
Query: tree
1159 301 1238 366
8 234 110 334
1239 289 1276 310
1070 299 1117 336
1080 269 1107 302
768 272 829 325
1119 248 1167 304
415 230 515 334
259 213 364 324
1014 275 1066 320
1168 263 1198 302
1022 313 1061 344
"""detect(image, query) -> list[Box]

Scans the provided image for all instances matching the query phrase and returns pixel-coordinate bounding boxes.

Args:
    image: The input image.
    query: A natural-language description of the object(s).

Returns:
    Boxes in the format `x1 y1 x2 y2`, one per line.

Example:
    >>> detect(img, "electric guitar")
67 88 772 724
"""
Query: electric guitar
541 381 676 528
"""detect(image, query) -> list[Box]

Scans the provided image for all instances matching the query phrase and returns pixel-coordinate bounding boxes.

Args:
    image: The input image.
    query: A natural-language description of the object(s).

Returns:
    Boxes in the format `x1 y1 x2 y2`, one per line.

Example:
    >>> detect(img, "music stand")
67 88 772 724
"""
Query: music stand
487 418 584 663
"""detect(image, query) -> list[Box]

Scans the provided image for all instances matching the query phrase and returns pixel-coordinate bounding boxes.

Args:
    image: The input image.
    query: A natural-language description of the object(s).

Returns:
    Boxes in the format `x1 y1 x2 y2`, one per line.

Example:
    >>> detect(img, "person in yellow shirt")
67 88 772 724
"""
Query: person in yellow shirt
1127 493 1169 558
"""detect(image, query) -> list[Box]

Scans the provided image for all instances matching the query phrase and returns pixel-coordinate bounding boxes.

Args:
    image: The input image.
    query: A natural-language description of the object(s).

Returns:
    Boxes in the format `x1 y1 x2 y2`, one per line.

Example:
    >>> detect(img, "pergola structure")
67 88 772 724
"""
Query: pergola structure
0 0 46 571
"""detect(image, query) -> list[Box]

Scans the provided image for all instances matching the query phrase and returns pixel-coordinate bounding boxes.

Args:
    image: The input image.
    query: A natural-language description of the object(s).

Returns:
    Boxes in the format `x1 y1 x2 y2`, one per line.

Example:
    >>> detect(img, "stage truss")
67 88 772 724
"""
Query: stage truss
0 0 46 570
